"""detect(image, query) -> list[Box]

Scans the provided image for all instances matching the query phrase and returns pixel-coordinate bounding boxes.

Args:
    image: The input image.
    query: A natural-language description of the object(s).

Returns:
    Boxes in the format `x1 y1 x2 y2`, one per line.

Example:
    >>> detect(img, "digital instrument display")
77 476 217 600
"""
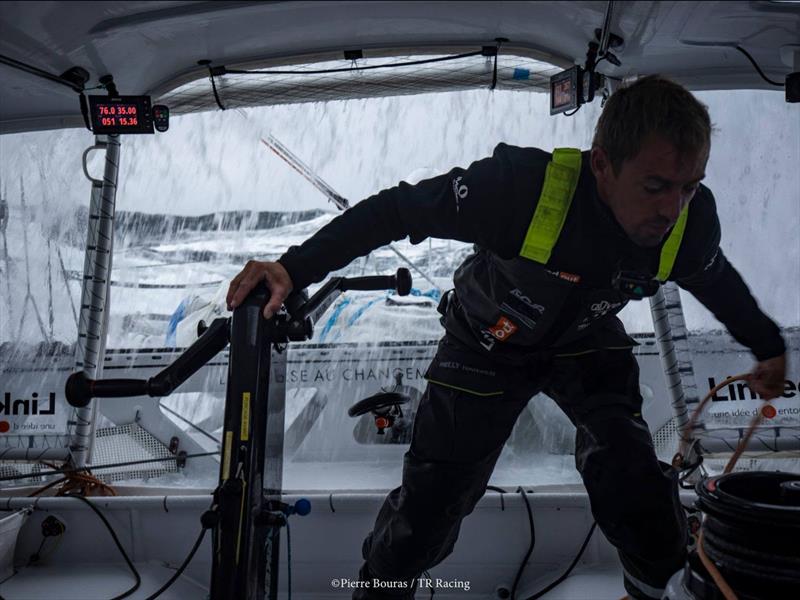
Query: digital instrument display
550 67 581 115
88 95 154 134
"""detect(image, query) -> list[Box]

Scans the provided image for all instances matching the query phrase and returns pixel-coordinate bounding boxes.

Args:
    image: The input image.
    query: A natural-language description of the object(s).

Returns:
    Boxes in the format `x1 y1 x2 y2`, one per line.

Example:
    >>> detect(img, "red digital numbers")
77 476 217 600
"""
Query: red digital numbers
98 104 137 120
92 98 147 131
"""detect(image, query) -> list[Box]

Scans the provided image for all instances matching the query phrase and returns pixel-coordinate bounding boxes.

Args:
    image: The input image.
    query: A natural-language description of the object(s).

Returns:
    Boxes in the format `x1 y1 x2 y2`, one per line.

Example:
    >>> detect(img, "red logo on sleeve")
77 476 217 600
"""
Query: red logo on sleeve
488 317 518 341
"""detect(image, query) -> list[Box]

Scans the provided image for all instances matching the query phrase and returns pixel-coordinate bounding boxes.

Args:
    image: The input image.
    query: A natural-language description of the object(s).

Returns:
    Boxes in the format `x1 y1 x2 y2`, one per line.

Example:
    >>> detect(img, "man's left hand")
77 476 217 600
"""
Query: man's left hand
748 353 786 400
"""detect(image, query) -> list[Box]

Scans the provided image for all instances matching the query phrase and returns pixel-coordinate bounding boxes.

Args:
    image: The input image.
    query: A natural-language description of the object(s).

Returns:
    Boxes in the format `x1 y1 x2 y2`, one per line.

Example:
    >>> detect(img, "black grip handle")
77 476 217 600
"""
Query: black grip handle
65 372 149 408
395 267 412 296
343 275 395 291
342 268 412 295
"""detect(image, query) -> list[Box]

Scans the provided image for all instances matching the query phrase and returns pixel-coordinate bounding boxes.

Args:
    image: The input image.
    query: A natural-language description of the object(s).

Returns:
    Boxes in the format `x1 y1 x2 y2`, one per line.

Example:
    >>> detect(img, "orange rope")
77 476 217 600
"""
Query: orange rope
674 373 777 600
54 471 117 497
674 372 774 473
697 530 739 600
723 406 770 474
673 373 750 469
27 462 117 497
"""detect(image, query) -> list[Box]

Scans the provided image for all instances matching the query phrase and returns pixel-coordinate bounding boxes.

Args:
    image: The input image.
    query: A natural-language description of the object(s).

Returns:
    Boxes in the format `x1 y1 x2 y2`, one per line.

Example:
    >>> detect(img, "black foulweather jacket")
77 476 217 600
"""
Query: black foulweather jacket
278 144 785 363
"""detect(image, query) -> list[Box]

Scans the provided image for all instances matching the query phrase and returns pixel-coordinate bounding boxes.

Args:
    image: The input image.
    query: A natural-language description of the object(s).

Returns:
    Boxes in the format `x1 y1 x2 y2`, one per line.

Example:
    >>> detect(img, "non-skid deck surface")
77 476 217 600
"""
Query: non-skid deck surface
533 565 626 599
0 562 207 600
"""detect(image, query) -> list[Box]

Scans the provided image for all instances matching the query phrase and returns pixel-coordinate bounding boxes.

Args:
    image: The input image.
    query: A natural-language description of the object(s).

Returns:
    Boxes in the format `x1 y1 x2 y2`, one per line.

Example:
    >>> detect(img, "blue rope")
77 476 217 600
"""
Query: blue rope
319 287 441 342
164 297 188 345
318 296 351 342
346 295 386 327
409 287 442 302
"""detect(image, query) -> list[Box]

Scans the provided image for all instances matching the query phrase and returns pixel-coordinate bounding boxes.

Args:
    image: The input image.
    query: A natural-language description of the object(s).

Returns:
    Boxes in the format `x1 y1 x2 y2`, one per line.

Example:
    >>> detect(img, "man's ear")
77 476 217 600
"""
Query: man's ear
590 146 612 183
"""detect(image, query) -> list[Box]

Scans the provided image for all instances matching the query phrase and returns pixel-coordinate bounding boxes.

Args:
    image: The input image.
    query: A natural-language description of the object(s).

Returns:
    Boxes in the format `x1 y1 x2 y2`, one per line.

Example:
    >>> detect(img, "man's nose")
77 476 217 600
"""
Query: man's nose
658 190 683 223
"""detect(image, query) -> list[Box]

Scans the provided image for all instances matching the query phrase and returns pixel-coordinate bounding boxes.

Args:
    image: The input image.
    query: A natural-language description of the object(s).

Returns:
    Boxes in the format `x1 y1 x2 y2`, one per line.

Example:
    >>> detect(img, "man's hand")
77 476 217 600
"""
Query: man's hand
748 354 786 400
226 260 294 319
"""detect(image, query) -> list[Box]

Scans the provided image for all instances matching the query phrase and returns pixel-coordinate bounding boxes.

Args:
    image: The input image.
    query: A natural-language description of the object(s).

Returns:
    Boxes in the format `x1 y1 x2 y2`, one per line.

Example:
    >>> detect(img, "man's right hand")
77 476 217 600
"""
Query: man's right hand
226 260 294 319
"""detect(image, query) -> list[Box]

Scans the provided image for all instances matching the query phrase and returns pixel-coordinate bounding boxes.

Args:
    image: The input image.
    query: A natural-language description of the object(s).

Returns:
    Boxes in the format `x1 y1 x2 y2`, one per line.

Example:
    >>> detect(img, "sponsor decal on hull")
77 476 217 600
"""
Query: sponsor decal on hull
0 392 60 434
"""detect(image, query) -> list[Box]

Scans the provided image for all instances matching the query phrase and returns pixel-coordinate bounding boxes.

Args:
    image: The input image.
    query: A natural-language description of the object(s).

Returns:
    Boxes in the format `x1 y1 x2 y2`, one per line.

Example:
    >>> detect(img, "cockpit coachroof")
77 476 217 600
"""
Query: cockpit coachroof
1 0 798 134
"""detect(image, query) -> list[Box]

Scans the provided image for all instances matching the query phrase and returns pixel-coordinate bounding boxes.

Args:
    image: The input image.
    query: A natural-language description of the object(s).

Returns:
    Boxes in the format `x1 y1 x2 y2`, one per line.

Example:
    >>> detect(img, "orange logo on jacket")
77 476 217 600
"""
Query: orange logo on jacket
488 317 518 341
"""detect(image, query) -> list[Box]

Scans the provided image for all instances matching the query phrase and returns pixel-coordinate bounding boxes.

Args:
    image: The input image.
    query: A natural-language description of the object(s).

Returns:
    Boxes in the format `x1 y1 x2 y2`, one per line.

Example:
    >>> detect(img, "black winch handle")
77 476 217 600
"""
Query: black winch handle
65 372 148 407
65 316 231 407
343 268 412 295
287 268 413 323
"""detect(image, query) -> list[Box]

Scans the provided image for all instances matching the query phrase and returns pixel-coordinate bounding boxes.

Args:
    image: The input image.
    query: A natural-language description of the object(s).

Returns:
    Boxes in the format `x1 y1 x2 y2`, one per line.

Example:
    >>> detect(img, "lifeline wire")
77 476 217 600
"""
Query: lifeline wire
202 48 496 114
220 50 485 76
158 401 222 443
0 451 219 483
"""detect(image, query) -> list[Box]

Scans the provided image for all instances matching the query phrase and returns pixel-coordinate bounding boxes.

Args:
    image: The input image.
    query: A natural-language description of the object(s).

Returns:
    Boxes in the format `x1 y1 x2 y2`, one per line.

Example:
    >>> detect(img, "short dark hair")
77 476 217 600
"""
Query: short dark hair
592 75 712 175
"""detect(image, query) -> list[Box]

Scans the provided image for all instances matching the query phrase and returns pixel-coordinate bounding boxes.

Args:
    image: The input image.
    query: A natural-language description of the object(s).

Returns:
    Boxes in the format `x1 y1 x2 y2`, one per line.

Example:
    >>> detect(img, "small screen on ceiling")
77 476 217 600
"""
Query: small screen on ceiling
88 95 154 134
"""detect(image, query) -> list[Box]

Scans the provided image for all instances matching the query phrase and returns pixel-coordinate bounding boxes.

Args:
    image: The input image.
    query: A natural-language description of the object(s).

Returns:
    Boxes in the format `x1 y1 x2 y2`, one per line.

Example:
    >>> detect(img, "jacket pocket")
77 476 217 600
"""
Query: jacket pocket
424 336 506 397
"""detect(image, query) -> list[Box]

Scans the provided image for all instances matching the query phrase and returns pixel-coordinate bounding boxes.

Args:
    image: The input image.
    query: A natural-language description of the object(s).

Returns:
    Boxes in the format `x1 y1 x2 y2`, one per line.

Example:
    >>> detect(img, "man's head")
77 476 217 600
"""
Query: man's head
591 75 712 247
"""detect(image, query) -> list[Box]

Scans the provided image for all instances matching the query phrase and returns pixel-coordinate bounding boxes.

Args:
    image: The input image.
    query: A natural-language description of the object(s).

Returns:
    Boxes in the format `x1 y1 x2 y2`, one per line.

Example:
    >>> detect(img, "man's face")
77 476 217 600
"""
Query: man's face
591 135 708 247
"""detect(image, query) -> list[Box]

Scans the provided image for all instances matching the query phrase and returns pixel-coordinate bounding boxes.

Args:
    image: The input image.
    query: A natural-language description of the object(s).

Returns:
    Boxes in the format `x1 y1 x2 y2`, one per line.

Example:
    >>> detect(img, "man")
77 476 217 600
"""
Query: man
226 76 786 600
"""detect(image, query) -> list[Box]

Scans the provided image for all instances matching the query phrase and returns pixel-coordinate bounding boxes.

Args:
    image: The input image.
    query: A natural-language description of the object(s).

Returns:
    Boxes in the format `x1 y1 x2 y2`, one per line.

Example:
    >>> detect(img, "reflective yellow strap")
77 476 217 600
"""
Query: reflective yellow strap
519 148 582 263
656 204 690 282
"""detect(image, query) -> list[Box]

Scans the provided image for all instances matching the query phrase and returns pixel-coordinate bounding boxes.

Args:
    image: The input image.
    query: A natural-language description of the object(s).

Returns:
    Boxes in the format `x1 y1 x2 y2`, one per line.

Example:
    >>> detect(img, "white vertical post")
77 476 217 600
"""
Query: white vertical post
649 283 700 456
70 134 120 468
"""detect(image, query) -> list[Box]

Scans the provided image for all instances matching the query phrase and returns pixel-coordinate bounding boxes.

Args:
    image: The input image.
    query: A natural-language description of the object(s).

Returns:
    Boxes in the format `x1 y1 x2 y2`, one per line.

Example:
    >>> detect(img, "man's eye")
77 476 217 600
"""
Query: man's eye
644 186 662 194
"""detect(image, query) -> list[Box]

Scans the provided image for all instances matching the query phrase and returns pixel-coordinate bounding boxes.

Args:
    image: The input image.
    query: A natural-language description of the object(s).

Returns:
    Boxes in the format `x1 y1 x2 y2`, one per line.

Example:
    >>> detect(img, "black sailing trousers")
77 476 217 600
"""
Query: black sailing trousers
353 335 687 600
